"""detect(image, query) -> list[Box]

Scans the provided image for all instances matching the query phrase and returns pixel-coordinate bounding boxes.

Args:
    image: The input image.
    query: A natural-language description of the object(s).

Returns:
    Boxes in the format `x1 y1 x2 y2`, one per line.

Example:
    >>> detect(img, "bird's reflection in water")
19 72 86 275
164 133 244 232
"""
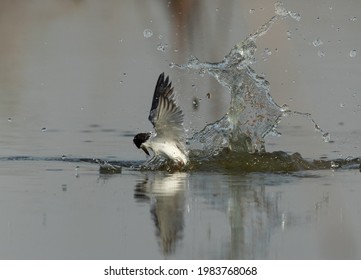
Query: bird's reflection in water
134 172 188 256
188 173 284 259
133 171 284 259
226 177 282 259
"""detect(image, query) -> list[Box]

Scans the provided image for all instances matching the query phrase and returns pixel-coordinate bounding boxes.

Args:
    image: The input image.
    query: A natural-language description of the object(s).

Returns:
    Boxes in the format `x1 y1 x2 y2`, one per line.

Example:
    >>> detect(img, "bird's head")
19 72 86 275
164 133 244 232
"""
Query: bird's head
133 132 151 155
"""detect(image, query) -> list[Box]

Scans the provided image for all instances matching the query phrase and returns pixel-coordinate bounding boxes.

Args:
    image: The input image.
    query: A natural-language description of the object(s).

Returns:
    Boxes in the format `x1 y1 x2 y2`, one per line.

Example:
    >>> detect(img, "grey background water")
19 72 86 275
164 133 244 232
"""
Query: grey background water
0 0 360 259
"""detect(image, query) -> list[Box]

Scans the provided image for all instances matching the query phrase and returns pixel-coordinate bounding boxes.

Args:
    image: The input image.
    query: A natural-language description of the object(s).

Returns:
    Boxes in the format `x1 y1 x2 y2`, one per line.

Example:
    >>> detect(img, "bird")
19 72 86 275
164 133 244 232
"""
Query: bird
133 73 188 166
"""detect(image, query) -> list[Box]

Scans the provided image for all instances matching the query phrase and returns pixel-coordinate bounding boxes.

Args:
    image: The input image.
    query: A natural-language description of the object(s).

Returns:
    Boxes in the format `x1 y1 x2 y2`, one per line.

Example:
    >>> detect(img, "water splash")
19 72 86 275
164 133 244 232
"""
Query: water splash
157 43 168 52
312 38 323 47
282 110 331 142
350 49 357 58
174 2 322 159
0 155 359 173
143 29 153 38
274 1 301 21
135 2 347 172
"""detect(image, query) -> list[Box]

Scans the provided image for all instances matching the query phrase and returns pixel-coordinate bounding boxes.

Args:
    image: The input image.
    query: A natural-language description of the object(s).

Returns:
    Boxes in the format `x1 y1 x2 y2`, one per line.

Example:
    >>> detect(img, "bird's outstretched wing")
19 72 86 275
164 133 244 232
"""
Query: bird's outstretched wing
148 73 184 140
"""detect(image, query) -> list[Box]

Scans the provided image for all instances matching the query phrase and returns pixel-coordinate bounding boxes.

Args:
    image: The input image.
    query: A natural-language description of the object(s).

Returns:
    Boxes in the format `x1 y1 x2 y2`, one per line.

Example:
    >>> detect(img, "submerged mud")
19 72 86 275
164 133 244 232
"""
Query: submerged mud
188 150 361 173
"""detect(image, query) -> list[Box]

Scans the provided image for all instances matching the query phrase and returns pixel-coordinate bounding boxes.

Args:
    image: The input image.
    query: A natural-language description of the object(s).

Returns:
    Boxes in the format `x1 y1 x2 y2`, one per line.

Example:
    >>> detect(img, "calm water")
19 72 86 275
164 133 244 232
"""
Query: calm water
0 0 361 259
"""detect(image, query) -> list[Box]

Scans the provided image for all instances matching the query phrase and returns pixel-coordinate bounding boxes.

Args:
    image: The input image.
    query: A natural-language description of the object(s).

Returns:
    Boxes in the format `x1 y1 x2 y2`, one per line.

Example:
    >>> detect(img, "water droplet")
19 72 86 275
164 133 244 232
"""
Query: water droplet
215 8 219 12
270 129 282 137
169 62 175 68
262 48 272 60
345 156 354 162
281 104 290 112
322 132 330 143
75 166 80 178
290 12 301 21
312 38 323 47
192 97 199 110
143 29 153 38
61 155 67 160
350 49 357 58
330 161 339 169
158 34 163 40
286 30 292 40
349 16 358 22
264 48 272 56
249 9 255 14
119 80 123 84
317 50 325 57
275 1 288 16
156 43 168 52
41 127 47 132
7 117 12 122
340 103 345 108
199 68 206 77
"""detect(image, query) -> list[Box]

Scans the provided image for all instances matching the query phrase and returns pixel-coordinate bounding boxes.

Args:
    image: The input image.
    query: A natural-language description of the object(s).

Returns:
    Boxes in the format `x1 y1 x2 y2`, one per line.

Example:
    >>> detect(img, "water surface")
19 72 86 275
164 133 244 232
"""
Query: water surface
0 158 360 259
0 0 361 259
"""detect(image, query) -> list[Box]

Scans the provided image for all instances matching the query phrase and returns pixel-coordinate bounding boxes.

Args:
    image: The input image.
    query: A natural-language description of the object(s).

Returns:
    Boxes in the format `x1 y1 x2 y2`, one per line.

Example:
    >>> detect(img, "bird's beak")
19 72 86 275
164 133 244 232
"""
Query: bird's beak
141 146 150 156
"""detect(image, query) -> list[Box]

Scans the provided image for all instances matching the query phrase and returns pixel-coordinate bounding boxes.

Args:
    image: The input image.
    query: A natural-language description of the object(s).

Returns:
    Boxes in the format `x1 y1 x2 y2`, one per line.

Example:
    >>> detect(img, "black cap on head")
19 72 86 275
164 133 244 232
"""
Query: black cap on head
133 132 151 150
